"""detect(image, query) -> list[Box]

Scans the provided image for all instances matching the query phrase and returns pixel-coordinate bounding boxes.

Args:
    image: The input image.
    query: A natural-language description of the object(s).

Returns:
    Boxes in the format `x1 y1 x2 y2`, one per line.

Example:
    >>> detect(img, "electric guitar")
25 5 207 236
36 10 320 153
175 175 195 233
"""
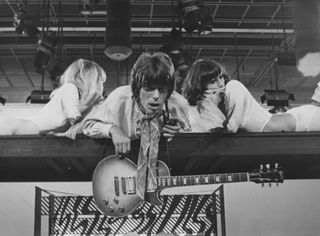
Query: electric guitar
92 155 284 218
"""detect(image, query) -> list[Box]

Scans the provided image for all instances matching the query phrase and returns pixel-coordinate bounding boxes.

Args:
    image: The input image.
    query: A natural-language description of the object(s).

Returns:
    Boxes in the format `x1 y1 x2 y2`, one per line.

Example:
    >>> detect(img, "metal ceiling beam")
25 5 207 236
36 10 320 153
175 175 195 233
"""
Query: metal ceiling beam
0 63 14 87
232 49 253 79
0 0 292 6
238 3 252 27
0 16 293 24
10 48 35 87
0 27 295 34
219 48 228 63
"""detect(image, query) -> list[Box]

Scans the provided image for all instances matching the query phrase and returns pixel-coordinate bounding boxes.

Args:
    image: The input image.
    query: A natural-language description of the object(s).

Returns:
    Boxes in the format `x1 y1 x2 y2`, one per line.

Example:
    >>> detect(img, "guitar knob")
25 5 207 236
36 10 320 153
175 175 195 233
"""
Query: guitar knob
103 199 109 205
114 198 119 204
119 206 125 213
108 207 114 213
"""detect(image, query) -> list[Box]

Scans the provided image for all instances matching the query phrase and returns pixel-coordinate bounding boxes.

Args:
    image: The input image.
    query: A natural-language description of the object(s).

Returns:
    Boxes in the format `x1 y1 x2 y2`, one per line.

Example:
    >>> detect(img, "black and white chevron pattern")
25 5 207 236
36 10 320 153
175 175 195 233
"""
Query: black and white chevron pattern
40 187 224 235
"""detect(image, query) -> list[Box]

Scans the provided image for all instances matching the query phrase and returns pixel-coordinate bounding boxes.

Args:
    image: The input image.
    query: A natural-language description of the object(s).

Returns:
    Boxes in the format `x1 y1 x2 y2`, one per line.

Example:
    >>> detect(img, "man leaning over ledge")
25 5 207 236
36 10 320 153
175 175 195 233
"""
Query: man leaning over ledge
82 52 190 154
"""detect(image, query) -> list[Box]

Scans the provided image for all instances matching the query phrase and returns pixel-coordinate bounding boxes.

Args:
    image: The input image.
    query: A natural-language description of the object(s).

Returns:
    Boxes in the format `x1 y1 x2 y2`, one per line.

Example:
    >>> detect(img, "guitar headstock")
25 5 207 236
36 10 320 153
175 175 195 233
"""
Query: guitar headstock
249 163 284 186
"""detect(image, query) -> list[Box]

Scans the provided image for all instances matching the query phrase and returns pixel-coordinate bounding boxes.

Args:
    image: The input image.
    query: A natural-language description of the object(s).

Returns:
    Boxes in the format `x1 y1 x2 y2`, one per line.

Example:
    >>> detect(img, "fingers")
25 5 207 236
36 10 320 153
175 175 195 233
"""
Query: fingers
162 122 182 138
53 132 64 137
113 138 131 155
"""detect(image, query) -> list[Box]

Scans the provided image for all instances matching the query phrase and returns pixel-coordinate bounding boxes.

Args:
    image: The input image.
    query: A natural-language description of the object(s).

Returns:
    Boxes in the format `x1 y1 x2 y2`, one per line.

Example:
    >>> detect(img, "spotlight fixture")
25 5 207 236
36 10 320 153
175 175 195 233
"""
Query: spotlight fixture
160 28 190 69
0 95 6 105
175 0 212 34
104 0 132 61
34 31 58 73
83 0 102 12
26 90 52 104
260 89 295 114
13 2 40 39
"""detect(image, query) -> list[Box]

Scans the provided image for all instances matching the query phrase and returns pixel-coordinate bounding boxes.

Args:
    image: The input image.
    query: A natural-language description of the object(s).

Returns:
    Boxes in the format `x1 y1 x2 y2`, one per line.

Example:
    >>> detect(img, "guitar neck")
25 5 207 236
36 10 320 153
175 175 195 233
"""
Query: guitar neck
157 172 249 188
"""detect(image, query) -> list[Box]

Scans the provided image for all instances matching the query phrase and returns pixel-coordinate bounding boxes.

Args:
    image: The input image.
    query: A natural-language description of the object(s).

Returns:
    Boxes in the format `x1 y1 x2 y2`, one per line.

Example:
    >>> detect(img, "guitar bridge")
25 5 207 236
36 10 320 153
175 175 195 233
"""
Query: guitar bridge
126 176 136 194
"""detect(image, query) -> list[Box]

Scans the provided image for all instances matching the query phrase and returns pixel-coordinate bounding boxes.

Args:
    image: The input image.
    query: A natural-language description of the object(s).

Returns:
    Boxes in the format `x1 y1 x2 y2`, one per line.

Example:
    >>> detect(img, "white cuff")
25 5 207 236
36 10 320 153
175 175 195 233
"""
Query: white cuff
101 124 114 138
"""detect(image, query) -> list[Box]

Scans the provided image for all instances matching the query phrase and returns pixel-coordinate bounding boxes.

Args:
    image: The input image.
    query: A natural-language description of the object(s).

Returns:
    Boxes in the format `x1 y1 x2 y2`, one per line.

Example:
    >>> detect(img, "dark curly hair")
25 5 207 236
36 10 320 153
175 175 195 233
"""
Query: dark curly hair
131 52 175 101
182 59 230 106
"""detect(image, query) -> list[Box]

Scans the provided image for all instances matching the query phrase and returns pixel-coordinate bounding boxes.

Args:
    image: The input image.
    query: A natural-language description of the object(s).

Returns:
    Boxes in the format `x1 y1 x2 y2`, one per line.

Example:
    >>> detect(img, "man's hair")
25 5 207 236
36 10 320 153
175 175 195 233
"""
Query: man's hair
131 52 175 100
182 58 230 106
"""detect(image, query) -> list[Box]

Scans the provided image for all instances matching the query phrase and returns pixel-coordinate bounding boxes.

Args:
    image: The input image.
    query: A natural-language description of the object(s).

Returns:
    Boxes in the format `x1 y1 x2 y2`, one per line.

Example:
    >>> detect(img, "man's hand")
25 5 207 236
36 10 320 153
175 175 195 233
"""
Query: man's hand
162 118 182 139
109 125 131 154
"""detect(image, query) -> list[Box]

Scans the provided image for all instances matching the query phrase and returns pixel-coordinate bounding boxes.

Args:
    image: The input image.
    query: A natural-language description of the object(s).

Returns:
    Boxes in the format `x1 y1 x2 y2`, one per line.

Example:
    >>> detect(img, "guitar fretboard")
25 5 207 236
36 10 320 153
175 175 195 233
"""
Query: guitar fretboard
156 173 249 188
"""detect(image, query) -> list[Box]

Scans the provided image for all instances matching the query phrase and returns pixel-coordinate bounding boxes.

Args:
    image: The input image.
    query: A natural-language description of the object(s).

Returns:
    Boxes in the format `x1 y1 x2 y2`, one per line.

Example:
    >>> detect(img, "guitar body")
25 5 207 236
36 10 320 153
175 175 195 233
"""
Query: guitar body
92 155 170 218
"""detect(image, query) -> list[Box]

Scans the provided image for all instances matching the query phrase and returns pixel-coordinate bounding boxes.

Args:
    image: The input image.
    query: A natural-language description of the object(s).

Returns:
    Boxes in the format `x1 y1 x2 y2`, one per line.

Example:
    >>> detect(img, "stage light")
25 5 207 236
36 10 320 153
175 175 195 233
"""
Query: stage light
36 31 58 55
104 0 132 61
83 0 102 12
260 89 295 114
275 52 296 66
159 28 191 69
26 90 52 104
175 0 212 34
34 31 58 73
0 95 6 105
13 3 40 39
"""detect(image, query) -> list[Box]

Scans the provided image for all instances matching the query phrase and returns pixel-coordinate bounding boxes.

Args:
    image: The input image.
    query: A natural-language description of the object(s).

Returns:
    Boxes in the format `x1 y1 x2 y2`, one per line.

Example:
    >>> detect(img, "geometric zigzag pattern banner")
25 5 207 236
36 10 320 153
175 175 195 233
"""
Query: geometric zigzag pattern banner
40 186 224 235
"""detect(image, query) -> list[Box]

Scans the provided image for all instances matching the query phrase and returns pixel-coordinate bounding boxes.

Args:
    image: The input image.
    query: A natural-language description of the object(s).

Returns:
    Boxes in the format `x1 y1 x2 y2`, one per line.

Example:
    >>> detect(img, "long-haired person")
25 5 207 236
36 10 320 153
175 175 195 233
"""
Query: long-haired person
183 58 320 133
0 59 106 138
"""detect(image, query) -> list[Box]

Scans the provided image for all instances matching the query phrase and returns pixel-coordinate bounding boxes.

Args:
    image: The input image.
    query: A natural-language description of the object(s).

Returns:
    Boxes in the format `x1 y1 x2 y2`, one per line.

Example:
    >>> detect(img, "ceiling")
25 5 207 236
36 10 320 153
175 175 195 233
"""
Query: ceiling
0 0 319 103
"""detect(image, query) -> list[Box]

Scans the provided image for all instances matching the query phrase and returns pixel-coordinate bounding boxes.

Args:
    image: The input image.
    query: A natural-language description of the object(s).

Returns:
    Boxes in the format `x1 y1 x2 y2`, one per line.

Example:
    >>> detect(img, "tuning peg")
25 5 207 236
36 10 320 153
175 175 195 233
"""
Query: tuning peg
266 164 270 170
275 163 279 169
260 164 263 171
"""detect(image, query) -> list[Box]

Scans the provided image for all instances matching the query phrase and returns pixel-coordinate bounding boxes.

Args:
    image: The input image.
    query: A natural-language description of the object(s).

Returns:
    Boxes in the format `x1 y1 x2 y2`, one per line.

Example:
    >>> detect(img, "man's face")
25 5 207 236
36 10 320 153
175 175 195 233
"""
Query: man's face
139 87 168 116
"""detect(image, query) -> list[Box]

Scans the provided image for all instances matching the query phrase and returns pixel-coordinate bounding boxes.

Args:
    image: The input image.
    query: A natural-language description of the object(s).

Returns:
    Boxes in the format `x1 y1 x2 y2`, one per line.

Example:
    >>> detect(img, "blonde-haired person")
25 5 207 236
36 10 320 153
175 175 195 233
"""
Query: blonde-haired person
0 58 106 138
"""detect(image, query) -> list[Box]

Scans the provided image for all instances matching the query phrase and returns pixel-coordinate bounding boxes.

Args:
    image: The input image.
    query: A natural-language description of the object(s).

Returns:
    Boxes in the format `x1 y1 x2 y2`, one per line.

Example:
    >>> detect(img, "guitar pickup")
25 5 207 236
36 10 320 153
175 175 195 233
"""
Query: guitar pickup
121 177 126 195
114 177 119 196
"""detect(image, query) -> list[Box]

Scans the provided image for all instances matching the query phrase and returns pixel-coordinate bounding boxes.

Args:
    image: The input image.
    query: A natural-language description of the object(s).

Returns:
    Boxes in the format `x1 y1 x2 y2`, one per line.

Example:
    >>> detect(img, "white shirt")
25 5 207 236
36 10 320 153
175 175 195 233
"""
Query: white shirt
29 83 81 133
83 85 191 138
189 80 272 132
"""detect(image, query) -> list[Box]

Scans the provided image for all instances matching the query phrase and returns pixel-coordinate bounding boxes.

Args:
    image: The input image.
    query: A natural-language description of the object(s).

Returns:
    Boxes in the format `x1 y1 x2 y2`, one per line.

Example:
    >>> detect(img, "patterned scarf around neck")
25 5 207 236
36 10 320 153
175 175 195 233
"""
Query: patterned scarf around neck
132 100 161 200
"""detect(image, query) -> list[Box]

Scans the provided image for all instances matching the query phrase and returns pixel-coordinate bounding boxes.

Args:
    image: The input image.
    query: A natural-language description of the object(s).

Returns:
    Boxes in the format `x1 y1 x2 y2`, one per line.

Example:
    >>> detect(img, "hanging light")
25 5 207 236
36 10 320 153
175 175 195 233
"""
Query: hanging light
260 89 295 114
104 0 132 61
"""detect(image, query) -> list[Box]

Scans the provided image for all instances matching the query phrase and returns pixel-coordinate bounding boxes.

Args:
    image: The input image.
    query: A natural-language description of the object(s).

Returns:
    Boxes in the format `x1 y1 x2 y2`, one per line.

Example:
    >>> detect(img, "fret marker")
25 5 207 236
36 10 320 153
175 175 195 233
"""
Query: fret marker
215 176 220 182
228 175 232 182
173 178 177 186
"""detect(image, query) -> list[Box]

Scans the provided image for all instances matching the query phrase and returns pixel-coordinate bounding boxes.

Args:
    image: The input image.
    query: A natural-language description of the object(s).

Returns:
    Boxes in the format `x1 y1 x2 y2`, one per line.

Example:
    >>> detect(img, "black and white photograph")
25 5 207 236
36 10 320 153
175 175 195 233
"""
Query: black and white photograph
1 0 320 235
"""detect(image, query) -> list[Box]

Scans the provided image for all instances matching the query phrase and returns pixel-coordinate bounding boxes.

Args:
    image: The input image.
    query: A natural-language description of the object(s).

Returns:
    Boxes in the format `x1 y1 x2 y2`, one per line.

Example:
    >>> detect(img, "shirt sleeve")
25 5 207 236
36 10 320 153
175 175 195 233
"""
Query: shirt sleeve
82 87 129 138
82 99 115 138
167 91 191 132
60 83 81 120
225 80 272 132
